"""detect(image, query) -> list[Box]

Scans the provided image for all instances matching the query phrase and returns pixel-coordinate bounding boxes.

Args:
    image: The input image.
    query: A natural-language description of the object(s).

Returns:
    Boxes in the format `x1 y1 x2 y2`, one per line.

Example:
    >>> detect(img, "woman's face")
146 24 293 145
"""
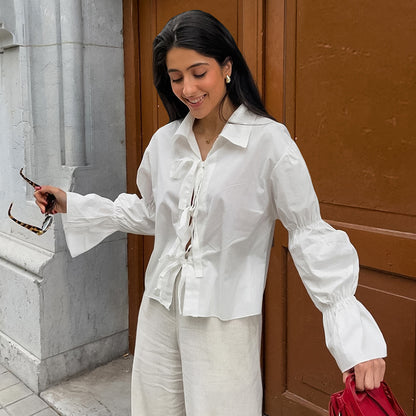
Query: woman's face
166 47 232 121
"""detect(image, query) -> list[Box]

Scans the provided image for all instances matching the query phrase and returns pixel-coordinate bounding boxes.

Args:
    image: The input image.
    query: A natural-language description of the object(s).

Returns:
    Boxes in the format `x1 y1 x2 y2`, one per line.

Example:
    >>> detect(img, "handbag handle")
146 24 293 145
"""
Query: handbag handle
344 375 372 415
345 374 406 416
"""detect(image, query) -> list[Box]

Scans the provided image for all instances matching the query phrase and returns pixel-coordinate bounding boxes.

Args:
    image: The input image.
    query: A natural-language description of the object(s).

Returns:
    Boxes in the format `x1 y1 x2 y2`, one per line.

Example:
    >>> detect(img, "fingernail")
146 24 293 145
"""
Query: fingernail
35 186 41 190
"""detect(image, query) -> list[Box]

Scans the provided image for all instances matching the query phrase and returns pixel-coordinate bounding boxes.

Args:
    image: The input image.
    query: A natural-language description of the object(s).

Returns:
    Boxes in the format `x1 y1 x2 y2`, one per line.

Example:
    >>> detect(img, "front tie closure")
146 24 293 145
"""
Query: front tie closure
156 157 205 309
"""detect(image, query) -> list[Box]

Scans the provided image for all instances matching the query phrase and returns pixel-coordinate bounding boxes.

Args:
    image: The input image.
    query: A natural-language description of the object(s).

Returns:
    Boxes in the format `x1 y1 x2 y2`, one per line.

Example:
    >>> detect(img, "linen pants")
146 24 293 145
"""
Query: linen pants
131 277 263 416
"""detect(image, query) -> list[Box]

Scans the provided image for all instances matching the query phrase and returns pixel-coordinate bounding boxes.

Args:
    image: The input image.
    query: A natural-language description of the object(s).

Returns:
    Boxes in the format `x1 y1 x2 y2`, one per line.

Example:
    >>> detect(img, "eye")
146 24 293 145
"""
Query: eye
170 77 183 84
194 72 207 79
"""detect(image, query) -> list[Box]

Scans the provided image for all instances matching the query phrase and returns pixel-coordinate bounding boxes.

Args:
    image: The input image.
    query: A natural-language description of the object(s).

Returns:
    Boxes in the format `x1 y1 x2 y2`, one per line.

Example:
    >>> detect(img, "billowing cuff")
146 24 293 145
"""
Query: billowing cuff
61 192 119 257
322 296 387 372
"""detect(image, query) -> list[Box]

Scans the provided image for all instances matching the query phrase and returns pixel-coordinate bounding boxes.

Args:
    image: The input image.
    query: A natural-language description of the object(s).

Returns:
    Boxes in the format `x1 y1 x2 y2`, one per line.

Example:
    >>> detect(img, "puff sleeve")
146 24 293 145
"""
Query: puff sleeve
62 150 155 258
271 140 387 372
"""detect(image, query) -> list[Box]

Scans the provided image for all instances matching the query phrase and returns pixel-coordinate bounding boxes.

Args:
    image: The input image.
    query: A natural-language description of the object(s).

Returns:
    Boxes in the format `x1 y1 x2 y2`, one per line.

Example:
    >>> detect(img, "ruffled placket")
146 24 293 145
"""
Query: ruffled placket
156 157 205 312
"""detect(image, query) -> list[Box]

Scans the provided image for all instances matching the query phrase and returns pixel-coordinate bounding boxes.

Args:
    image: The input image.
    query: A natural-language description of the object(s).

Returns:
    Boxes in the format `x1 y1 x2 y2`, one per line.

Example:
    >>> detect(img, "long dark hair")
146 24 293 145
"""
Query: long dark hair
153 10 274 122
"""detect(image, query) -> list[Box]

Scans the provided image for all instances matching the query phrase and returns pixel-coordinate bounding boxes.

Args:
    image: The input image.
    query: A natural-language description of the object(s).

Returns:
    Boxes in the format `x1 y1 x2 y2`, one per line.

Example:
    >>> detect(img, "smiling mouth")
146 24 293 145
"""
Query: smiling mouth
183 94 207 105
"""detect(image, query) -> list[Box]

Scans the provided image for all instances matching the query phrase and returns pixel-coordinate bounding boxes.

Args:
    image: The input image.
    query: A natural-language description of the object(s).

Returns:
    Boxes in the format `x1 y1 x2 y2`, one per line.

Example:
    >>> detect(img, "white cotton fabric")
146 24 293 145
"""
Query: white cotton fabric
131 273 263 416
61 104 386 372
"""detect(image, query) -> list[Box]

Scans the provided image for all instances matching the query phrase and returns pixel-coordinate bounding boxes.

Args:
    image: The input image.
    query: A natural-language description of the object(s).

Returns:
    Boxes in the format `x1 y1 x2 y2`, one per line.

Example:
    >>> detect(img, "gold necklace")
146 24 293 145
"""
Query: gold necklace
194 122 222 145
205 136 216 145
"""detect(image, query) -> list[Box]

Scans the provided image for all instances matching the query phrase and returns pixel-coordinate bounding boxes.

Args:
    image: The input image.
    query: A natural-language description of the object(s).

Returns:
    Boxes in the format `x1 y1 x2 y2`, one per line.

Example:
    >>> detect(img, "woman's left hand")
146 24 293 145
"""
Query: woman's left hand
343 358 386 391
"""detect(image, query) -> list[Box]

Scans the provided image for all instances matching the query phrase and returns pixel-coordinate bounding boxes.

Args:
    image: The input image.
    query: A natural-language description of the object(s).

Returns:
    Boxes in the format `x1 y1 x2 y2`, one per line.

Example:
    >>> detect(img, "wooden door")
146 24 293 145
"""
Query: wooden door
124 1 416 415
263 1 416 415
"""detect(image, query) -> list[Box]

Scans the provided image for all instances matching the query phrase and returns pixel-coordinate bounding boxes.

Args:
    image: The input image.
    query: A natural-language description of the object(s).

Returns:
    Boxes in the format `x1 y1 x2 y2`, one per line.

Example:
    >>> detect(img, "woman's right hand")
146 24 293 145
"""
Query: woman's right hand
34 185 67 214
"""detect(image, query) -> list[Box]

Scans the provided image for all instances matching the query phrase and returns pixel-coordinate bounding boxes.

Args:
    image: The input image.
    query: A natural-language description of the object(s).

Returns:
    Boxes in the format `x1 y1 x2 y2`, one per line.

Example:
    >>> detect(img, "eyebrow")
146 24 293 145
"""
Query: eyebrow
167 62 209 73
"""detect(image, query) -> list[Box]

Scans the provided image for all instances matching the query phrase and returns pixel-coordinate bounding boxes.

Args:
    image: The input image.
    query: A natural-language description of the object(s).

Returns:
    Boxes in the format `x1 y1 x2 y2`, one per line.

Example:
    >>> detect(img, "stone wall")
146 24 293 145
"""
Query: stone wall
0 0 128 392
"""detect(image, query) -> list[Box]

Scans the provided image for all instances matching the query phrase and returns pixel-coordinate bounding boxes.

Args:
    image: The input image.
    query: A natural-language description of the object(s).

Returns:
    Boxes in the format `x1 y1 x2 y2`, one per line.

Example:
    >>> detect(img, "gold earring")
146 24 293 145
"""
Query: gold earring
225 75 231 84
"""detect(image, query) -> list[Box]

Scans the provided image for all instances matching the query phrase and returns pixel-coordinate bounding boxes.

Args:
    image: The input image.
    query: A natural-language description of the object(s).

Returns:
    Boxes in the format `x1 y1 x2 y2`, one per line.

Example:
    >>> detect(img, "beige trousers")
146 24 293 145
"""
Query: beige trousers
131 276 263 416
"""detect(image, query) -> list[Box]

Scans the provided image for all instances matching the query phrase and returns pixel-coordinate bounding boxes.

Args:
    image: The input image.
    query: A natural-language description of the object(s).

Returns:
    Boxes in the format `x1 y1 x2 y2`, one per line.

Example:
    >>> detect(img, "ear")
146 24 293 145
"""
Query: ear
222 56 233 77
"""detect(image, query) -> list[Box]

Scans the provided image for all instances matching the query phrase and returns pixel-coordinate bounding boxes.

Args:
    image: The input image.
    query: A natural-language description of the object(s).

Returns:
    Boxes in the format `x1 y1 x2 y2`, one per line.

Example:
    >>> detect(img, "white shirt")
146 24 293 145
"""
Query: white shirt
62 104 386 372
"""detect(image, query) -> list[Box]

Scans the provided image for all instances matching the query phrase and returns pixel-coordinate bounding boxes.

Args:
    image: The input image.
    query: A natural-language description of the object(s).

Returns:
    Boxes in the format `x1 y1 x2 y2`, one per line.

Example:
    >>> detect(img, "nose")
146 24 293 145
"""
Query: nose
182 76 198 97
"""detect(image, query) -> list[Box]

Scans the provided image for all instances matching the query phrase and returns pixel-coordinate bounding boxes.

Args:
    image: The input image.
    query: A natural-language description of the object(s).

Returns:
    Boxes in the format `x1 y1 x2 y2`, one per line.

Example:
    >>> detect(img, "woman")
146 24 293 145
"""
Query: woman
35 10 386 416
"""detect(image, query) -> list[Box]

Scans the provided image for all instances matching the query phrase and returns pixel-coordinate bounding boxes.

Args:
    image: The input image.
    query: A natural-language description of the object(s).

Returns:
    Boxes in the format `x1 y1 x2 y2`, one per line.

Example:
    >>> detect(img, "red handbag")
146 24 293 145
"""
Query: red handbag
329 374 406 415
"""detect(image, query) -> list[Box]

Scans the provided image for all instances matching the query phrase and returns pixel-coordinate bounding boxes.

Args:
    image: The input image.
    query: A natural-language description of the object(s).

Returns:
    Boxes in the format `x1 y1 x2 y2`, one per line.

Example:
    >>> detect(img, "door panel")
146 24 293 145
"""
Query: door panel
264 222 416 416
263 0 416 415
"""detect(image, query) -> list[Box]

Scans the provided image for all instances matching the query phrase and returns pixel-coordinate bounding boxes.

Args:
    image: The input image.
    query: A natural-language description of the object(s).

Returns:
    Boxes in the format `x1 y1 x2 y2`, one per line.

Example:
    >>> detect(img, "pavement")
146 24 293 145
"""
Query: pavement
0 355 132 416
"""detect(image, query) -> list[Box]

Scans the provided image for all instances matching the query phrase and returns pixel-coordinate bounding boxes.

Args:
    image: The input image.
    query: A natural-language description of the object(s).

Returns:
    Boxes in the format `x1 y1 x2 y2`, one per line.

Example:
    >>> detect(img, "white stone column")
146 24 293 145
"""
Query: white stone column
0 0 128 392
60 0 86 166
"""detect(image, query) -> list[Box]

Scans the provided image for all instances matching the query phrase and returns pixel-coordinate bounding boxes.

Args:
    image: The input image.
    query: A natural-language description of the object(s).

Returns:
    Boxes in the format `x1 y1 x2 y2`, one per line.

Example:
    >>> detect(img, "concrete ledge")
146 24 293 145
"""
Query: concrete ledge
0 232 54 277
0 330 41 393
41 355 132 416
0 329 128 393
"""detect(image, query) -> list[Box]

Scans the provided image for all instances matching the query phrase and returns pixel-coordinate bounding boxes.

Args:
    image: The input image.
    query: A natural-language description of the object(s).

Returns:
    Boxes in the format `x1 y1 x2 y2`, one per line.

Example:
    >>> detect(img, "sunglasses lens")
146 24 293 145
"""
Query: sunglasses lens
42 215 53 232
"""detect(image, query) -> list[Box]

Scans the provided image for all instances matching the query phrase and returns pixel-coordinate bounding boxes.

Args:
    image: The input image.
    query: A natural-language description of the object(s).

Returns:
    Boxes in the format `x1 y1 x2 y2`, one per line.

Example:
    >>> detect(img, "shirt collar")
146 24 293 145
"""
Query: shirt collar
220 104 257 148
172 104 259 149
172 111 194 143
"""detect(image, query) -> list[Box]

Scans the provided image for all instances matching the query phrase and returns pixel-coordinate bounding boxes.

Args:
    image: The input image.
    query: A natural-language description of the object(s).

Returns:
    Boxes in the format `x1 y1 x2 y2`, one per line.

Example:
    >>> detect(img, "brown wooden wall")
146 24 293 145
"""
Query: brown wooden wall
123 1 416 414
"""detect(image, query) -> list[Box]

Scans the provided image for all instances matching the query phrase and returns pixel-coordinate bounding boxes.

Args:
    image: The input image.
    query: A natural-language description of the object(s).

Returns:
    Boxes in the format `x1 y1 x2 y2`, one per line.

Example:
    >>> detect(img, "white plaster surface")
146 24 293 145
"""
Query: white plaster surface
82 0 124 48
0 0 18 48
0 259 43 356
0 0 128 392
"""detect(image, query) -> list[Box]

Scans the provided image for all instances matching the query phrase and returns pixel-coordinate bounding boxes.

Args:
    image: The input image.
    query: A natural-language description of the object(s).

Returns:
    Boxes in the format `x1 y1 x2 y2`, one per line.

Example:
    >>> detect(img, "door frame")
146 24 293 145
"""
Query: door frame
123 0 145 352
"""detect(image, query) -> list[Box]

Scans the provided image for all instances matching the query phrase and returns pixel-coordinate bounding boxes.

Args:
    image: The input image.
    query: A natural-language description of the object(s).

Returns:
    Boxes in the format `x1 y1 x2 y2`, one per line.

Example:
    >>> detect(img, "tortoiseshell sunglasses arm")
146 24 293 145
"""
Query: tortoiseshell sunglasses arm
8 203 49 235
19 168 41 188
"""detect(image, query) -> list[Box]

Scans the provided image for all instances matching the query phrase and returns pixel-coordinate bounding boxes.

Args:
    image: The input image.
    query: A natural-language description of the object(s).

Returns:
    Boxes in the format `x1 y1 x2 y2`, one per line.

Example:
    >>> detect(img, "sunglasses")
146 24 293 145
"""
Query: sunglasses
8 168 56 235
